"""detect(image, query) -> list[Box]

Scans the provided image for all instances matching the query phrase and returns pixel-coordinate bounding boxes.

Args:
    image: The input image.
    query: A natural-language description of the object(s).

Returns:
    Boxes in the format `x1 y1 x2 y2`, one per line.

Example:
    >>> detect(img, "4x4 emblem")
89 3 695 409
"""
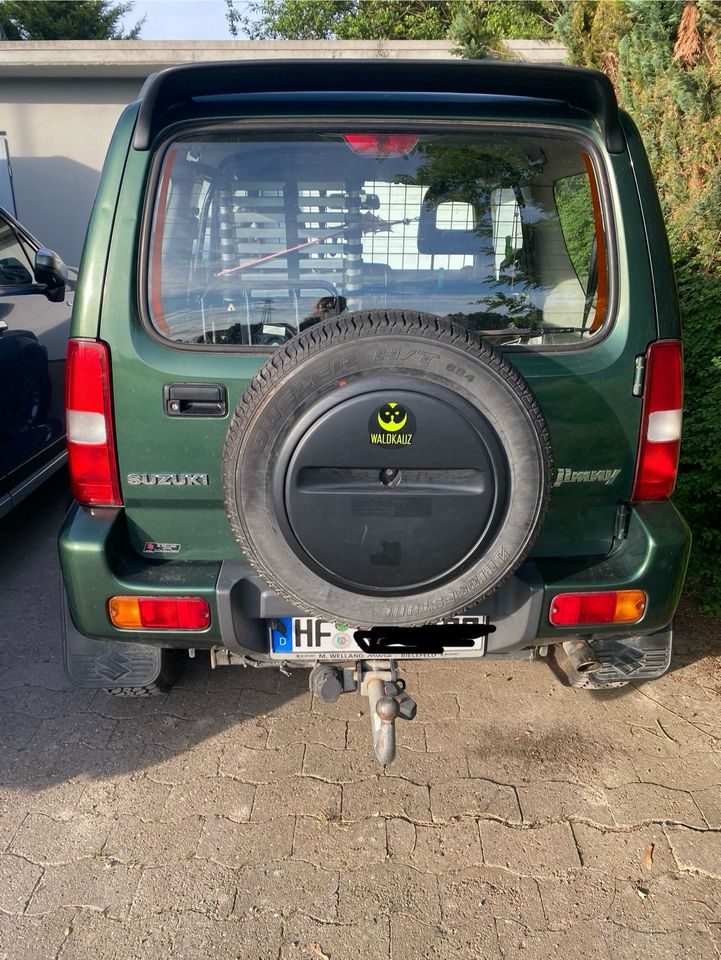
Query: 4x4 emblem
127 473 209 486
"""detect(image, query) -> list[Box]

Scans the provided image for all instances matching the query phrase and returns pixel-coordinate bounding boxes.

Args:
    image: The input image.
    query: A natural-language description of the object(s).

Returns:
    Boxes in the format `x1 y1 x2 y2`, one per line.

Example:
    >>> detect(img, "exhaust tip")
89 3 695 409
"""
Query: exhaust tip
562 640 602 675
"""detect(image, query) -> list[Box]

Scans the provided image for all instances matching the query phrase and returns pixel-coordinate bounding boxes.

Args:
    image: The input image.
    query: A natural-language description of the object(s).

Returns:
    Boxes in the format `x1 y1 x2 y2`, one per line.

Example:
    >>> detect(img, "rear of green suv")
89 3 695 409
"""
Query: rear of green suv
59 60 690 762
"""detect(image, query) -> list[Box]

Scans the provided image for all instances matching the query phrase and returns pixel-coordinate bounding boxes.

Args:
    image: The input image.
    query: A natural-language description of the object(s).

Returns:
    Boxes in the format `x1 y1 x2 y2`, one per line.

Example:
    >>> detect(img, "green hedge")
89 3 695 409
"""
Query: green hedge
672 246 721 616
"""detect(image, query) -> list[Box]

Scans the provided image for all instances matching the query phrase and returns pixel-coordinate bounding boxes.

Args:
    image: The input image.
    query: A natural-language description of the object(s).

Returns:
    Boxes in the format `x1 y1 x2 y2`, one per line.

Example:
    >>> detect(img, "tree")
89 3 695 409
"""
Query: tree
227 0 456 41
551 0 721 261
227 0 563 48
554 0 631 76
0 0 144 40
449 0 560 58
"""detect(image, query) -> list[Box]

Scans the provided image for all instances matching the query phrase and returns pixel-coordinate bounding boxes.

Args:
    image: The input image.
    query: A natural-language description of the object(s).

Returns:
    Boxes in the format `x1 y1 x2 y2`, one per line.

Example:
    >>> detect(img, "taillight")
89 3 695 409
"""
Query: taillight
343 133 419 157
549 590 647 626
631 340 683 501
108 596 210 630
65 339 122 507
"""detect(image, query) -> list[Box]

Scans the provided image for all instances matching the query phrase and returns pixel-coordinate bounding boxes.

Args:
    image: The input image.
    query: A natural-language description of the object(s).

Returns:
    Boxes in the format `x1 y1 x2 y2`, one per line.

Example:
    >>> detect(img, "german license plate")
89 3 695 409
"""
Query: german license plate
269 616 488 659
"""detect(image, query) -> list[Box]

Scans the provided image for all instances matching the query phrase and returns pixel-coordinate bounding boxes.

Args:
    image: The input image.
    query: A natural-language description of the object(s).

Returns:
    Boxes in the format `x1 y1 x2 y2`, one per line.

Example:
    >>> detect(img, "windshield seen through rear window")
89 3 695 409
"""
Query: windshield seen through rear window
147 128 608 348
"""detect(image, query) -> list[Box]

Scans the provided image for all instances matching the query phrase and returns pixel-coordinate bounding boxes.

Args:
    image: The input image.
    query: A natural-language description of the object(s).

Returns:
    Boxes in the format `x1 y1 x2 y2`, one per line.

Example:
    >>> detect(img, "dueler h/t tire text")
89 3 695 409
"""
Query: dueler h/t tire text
222 311 552 627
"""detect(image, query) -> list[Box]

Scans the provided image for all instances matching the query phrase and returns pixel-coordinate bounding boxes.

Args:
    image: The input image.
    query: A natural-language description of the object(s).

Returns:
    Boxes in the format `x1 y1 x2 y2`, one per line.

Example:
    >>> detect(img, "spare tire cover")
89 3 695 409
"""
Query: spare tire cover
223 311 552 627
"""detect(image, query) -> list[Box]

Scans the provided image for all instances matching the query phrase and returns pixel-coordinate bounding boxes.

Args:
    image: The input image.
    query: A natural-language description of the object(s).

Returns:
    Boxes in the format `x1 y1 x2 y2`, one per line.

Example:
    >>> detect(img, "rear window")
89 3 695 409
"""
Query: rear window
146 128 609 348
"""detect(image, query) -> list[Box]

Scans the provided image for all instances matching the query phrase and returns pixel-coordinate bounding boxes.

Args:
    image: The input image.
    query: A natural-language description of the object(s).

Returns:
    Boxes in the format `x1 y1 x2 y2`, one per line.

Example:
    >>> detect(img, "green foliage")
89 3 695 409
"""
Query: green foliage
0 0 143 39
554 0 631 72
616 1 721 265
228 0 455 40
552 0 721 265
554 174 594 286
672 249 721 614
232 0 563 58
450 0 558 58
230 0 559 55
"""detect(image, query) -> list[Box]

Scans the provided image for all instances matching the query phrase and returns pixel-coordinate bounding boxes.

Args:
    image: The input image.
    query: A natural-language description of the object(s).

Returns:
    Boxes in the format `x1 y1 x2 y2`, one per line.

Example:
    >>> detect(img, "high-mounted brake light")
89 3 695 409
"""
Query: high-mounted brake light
549 590 647 627
108 596 210 630
631 340 683 501
343 133 419 157
66 339 122 507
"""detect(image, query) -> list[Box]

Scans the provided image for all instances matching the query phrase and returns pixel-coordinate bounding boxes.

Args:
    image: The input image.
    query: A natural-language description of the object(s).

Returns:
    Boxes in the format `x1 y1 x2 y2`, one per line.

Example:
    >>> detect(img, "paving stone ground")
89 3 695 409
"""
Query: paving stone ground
1 473 720 959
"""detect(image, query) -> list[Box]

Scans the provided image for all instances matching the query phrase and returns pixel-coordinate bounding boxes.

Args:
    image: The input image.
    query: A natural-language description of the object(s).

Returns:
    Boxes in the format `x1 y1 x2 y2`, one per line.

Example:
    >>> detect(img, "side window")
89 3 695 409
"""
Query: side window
554 164 607 333
0 216 33 286
554 174 595 291
490 188 523 280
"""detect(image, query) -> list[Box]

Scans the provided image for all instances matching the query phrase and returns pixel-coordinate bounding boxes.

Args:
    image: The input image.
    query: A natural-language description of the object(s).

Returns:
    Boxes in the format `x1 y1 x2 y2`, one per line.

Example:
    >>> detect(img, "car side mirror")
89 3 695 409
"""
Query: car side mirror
34 248 67 303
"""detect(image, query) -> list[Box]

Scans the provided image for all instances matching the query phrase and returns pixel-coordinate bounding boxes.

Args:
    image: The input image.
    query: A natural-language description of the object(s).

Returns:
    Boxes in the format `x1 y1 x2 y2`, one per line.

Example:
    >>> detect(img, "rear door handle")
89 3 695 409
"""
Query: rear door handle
163 383 227 417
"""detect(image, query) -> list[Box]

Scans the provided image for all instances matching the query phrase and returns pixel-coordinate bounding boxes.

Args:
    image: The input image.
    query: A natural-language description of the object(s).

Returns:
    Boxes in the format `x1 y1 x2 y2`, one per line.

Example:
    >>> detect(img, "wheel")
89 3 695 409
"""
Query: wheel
103 649 181 696
223 310 553 627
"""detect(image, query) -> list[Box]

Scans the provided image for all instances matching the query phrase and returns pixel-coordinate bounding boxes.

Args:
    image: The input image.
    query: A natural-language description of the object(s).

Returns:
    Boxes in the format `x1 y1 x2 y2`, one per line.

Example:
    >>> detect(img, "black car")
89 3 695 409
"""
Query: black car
0 205 72 517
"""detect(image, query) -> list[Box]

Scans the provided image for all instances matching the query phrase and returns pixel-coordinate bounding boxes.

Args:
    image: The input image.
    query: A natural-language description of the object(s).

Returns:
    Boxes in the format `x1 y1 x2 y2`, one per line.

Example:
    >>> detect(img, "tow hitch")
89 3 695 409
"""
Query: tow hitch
309 659 416 765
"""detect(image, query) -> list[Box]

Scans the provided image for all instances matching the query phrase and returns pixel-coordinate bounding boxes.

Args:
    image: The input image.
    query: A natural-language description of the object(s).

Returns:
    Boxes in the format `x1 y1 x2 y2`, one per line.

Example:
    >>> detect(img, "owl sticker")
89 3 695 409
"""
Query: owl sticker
369 401 416 446
377 401 408 432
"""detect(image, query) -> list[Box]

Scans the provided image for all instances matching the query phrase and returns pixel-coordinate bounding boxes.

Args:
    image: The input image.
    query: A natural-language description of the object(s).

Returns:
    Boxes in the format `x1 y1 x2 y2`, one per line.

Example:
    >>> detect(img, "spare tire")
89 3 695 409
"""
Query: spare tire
223 311 552 627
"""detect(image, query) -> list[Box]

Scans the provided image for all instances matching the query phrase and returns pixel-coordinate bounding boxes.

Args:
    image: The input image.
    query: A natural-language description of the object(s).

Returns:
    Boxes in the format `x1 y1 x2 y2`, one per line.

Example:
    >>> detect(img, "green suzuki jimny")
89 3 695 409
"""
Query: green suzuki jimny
60 60 690 762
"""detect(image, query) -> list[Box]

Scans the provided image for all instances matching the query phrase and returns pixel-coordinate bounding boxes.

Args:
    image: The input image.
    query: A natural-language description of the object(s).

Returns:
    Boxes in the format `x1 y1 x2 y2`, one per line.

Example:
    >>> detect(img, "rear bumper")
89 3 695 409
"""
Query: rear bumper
59 500 691 659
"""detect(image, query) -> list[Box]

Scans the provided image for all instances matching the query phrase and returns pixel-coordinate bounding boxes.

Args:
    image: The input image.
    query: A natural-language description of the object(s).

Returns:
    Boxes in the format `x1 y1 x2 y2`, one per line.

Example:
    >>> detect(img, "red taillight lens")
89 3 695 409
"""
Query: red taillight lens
108 596 210 630
343 133 419 157
549 590 647 626
66 339 122 507
631 340 683 501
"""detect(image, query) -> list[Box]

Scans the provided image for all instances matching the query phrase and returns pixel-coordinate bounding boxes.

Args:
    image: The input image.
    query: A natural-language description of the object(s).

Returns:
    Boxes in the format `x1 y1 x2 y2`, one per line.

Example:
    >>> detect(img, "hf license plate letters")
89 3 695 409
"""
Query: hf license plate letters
270 616 490 659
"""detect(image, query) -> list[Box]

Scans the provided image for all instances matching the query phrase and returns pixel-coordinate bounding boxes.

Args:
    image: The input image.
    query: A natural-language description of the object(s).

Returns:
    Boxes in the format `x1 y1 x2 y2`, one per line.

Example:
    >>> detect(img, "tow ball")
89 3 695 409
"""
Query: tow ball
309 659 416 765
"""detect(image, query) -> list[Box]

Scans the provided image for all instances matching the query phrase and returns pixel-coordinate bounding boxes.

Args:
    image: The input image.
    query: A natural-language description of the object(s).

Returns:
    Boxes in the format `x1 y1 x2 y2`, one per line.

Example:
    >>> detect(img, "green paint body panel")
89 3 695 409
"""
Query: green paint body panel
620 111 682 341
60 503 221 646
62 77 690 650
535 501 691 639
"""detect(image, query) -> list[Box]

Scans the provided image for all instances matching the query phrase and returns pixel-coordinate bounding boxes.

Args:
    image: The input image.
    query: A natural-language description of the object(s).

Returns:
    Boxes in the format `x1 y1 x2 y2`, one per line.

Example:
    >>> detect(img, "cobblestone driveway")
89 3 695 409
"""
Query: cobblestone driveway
1 475 720 959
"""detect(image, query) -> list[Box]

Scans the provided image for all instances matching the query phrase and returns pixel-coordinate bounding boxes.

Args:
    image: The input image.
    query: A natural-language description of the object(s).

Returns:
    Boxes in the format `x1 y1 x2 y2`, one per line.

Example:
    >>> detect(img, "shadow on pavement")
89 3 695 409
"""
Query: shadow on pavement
0 472 313 793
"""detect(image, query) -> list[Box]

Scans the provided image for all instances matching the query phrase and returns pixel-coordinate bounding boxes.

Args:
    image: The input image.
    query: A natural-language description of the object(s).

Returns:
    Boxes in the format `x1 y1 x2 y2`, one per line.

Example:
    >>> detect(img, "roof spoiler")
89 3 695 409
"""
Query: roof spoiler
133 58 624 154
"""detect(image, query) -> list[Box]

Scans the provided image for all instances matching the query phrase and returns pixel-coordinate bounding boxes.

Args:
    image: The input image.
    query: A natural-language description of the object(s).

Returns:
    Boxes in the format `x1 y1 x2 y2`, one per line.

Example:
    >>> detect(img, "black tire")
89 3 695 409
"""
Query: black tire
223 310 552 627
103 649 181 697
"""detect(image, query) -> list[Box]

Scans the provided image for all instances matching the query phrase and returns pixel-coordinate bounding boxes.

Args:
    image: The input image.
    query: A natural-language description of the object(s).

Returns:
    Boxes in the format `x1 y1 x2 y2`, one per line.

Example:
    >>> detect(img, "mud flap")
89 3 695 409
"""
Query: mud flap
558 623 674 689
61 587 163 689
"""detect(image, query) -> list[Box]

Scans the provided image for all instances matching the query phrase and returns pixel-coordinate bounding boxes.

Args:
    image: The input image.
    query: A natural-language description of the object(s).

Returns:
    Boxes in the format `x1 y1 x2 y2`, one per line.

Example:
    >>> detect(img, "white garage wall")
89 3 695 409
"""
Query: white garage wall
1 78 141 265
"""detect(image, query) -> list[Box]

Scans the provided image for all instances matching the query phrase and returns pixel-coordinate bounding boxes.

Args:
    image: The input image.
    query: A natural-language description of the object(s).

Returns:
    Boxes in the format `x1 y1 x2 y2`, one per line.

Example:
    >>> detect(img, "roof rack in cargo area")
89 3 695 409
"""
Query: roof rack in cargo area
132 58 624 154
